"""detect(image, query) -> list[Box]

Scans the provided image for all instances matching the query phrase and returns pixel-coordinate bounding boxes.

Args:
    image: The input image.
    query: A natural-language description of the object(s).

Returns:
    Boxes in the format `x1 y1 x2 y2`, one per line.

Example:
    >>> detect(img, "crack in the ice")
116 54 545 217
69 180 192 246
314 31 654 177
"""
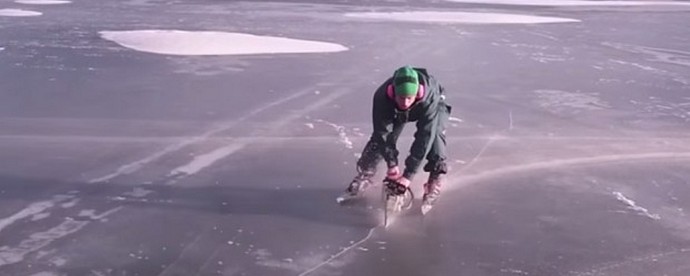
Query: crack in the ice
298 228 375 276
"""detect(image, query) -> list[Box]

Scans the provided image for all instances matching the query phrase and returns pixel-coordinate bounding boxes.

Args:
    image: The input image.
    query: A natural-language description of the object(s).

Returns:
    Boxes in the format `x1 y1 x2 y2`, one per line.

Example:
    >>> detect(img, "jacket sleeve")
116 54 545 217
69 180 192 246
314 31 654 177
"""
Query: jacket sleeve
382 122 404 168
402 99 440 179
371 89 399 168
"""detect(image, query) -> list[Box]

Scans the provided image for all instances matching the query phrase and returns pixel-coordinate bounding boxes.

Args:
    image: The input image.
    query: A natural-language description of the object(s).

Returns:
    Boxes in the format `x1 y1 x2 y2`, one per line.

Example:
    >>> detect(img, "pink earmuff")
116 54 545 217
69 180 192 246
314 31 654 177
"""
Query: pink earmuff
387 84 425 100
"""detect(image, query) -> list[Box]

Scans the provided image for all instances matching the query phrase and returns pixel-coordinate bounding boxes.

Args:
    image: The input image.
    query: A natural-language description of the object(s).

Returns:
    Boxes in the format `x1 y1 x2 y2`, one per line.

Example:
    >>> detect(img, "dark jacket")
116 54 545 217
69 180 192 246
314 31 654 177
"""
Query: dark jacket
370 67 449 179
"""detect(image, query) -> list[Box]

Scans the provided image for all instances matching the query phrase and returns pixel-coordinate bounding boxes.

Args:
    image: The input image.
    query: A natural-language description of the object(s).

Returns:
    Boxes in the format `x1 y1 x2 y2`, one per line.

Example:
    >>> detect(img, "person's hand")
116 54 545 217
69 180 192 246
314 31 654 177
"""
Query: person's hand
386 166 400 179
385 166 410 187
395 177 411 188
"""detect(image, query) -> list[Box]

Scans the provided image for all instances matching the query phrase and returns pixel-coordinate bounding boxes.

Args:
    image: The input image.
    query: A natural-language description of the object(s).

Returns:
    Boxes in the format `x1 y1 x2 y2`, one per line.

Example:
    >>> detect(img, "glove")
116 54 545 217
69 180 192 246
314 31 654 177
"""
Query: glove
386 166 400 179
386 166 411 187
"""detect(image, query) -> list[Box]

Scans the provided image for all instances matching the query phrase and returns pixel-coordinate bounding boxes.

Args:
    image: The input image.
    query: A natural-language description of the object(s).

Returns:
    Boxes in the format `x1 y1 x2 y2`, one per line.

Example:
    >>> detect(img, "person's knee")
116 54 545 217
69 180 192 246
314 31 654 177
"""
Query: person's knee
423 158 448 176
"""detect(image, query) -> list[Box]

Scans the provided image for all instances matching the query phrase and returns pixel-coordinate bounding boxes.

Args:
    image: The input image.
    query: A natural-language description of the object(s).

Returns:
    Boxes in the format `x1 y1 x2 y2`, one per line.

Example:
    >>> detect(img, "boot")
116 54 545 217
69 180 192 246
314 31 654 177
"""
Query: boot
423 175 443 206
344 173 374 197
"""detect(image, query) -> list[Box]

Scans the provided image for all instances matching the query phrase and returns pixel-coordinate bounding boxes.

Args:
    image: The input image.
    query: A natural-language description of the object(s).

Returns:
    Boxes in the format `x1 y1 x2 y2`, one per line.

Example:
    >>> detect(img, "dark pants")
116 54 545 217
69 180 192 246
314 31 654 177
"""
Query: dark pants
356 103 450 180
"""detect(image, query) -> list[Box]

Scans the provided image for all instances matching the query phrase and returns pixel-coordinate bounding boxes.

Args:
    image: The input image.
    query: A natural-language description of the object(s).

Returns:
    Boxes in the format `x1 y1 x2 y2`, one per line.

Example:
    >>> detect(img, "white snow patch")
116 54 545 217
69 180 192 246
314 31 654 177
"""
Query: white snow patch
500 268 529 274
0 219 89 266
613 192 661 220
603 42 690 68
609 58 689 86
77 208 122 220
449 116 464 123
0 9 41 16
31 213 51 221
30 272 60 276
60 199 80 208
129 252 149 260
344 11 579 24
109 196 127 201
445 0 690 6
251 249 301 271
123 187 153 198
0 199 61 233
534 89 610 113
634 98 690 121
529 53 571 63
15 0 70 4
49 256 67 266
78 210 98 219
610 59 665 74
251 249 337 275
315 119 353 149
304 123 315 129
34 249 55 260
99 30 348 56
169 143 245 176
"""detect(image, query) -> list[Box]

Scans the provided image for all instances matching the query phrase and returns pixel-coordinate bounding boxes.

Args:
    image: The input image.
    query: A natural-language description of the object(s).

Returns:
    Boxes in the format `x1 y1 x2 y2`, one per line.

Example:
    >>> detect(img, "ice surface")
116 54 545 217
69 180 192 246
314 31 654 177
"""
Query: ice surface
345 11 580 24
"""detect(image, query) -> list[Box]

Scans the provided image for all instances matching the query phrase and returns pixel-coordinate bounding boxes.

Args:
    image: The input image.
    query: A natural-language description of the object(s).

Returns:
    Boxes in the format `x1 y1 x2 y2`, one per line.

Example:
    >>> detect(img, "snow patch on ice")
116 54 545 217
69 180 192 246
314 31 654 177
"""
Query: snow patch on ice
15 0 71 4
445 0 690 6
613 192 661 220
0 196 75 233
530 52 571 63
630 97 690 122
30 272 60 276
609 58 689 86
31 213 51 221
251 249 303 272
610 59 667 74
0 9 42 16
99 30 348 56
60 199 80 208
251 248 343 275
314 119 353 149
49 256 67 266
500 268 529 274
123 187 153 198
352 127 365 137
534 89 610 114
449 116 464 123
0 218 89 266
603 42 690 68
77 207 123 221
345 11 579 24
169 143 245 176
129 251 149 260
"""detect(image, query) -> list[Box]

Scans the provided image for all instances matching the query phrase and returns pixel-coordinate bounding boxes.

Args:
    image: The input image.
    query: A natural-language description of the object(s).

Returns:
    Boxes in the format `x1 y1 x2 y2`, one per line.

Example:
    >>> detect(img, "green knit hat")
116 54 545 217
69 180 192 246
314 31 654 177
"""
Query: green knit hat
393 66 419 97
